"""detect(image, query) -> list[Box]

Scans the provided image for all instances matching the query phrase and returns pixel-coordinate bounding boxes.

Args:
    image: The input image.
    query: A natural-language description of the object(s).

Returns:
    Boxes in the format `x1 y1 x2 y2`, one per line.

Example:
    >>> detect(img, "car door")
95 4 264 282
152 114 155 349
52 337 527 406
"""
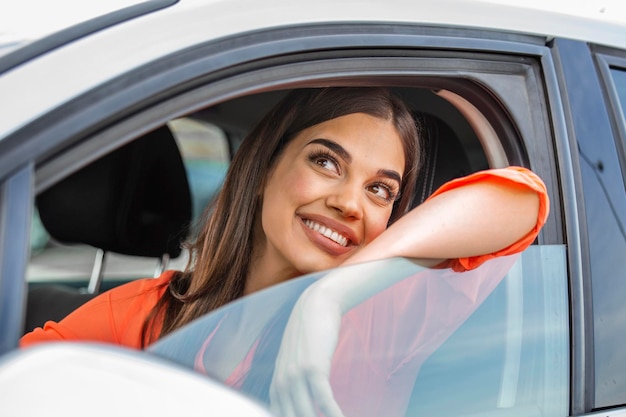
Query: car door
0 4 587 415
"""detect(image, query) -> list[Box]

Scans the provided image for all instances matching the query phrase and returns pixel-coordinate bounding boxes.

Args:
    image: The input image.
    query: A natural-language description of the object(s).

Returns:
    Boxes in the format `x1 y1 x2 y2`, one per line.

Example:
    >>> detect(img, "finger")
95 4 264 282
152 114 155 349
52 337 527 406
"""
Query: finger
308 373 345 417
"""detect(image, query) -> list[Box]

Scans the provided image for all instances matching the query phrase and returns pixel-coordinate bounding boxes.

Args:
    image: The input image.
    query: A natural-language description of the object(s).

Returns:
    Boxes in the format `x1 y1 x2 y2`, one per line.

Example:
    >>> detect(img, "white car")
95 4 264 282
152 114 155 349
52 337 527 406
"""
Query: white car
1 1 626 416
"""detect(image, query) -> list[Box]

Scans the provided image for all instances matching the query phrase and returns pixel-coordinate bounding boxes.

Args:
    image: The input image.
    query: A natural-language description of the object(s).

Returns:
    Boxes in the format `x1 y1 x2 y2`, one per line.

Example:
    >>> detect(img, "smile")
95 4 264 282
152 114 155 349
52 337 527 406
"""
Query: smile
303 219 350 247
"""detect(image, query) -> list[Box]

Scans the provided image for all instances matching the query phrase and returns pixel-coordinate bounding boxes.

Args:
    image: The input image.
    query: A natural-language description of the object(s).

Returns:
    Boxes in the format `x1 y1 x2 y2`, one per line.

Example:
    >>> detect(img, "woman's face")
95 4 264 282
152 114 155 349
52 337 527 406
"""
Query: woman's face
257 112 406 280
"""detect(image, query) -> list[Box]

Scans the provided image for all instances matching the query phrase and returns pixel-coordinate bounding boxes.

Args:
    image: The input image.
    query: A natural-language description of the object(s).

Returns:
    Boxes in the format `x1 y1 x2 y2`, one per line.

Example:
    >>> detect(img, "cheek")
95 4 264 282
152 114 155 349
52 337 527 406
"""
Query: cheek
364 211 392 243
277 166 323 202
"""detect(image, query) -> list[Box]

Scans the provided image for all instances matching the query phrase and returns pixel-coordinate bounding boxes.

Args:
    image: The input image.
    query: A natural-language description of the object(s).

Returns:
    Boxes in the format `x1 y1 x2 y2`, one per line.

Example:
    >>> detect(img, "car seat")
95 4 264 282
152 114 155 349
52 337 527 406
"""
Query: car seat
24 125 192 333
411 112 472 207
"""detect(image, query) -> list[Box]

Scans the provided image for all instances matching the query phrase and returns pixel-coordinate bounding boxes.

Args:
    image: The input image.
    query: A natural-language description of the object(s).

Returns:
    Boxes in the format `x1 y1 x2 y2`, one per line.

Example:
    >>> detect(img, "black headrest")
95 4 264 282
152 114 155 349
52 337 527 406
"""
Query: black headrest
412 114 472 207
37 125 192 258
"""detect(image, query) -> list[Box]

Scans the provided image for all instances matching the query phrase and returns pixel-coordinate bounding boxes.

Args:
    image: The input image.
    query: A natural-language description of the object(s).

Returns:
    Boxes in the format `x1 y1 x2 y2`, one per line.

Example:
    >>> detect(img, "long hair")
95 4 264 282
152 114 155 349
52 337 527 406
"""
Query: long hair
142 87 422 346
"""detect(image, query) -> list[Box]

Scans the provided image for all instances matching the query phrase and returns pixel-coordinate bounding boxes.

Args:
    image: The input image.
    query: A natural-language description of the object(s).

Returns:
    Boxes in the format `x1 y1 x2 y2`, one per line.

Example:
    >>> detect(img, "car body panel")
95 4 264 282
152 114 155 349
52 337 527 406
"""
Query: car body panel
0 342 274 417
1 0 626 141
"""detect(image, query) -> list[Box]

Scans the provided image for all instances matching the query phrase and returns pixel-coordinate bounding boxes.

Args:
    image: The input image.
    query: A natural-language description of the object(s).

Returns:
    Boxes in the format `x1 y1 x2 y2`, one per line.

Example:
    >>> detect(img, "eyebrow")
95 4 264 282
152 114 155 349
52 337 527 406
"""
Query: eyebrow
308 138 402 185
378 169 402 185
309 138 352 163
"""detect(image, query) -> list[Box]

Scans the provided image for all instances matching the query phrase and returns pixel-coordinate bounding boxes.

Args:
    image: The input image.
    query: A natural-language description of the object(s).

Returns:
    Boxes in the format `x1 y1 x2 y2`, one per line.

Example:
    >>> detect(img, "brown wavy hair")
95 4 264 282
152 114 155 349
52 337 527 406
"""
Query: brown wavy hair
142 87 422 346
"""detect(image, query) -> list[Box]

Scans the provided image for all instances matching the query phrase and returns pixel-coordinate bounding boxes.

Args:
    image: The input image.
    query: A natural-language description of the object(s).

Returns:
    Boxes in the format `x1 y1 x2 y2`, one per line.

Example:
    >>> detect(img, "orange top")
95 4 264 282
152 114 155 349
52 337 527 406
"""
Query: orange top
21 272 172 349
20 166 549 350
431 166 549 271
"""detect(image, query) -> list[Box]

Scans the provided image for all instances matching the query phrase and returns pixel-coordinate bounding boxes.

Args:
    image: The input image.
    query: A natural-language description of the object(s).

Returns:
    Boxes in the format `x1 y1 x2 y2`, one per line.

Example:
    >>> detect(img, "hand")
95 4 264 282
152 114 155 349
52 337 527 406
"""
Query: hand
269 285 346 417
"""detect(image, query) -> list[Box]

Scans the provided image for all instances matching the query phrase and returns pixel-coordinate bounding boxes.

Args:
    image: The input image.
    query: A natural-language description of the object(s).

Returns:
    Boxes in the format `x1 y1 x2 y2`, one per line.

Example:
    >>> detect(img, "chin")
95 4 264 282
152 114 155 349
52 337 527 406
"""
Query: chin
297 258 343 275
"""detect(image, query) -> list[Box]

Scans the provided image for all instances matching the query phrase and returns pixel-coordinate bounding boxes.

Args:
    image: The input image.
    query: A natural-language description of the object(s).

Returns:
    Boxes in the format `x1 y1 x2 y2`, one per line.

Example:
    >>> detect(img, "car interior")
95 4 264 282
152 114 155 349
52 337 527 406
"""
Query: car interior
25 125 192 331
24 86 494 335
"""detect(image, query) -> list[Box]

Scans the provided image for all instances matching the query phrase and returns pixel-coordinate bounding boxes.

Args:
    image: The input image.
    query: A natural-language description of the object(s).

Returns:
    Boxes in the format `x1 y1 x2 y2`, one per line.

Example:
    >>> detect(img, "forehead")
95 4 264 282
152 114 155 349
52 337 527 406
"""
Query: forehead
292 113 406 170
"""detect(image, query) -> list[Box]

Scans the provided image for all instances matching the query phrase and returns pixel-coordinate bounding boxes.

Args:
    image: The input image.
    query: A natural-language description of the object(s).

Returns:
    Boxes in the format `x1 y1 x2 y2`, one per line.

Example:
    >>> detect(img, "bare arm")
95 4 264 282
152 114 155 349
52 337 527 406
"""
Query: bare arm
316 167 548 312
345 178 539 267
309 180 539 314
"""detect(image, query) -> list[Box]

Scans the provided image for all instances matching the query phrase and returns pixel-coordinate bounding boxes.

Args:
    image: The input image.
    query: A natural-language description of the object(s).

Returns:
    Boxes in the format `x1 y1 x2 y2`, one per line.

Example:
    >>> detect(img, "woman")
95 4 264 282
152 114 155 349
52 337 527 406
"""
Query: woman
20 87 548 358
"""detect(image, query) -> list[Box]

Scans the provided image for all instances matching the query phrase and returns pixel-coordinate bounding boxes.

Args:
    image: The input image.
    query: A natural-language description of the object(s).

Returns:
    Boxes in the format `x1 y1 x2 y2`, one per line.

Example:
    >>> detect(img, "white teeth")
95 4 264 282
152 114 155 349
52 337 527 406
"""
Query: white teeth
304 219 349 247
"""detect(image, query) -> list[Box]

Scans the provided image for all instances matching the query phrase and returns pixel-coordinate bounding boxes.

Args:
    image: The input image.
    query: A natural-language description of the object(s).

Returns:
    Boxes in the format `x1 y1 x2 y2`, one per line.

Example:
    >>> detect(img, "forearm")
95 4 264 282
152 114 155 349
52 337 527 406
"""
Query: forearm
344 179 540 266
324 167 546 310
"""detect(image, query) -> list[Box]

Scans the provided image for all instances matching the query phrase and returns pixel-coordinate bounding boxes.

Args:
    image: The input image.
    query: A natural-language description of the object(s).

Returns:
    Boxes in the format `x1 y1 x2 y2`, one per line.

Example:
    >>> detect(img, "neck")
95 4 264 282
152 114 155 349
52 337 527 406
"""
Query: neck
244 241 300 296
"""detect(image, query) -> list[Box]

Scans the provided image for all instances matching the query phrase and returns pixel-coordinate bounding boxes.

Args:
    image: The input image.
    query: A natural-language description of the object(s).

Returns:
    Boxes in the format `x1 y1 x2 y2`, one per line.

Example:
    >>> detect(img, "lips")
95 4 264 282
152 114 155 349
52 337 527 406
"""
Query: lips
298 214 358 256
303 219 349 247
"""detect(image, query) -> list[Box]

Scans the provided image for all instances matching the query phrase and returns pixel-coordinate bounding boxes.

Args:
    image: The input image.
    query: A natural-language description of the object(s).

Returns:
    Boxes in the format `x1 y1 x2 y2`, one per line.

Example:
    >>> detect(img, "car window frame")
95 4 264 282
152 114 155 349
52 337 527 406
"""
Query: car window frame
0 24 569 395
0 164 34 354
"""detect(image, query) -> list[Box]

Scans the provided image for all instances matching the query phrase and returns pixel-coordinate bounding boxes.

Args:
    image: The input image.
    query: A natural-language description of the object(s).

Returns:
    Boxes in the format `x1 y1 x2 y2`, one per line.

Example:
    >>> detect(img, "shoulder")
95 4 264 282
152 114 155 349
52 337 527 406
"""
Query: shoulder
104 270 180 347
107 270 176 302
106 270 178 326
20 271 179 349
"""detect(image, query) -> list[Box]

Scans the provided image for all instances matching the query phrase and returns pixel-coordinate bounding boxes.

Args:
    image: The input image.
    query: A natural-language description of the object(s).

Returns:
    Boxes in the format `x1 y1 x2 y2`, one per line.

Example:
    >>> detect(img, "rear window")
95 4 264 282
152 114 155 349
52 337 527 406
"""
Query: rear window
26 118 229 286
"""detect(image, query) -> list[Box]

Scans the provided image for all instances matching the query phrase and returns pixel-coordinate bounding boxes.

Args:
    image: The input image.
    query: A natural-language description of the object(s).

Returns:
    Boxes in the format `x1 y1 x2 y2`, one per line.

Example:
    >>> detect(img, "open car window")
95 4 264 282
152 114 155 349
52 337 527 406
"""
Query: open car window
22 84 489 294
149 245 568 417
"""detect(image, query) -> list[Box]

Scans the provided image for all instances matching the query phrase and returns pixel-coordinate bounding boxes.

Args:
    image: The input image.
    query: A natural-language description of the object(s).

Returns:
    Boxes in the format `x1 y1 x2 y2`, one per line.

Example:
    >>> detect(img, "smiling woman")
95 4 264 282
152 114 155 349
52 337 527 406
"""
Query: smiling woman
155 88 422 336
20 88 548 371
252 112 408 291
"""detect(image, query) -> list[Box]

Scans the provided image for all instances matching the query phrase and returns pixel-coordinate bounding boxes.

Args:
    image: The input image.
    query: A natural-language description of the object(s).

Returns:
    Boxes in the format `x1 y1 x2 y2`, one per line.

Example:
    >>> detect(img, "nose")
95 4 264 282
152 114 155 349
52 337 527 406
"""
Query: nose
326 182 363 219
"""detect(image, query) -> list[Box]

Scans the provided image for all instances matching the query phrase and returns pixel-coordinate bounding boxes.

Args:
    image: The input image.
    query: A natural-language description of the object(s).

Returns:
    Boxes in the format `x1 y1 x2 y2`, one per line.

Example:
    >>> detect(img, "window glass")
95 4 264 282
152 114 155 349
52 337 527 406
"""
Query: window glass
168 118 229 223
26 119 229 286
588 67 626 406
150 246 569 417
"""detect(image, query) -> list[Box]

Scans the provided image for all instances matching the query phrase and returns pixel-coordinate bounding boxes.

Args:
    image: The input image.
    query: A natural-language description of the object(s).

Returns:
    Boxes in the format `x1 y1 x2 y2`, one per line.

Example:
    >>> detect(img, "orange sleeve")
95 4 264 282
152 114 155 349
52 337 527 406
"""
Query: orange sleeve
427 166 550 272
19 271 173 350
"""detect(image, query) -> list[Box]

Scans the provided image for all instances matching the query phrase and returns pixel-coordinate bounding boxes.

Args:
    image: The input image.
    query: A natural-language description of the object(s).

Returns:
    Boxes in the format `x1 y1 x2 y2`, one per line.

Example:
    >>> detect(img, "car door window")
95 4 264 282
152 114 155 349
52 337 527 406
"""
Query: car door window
150 245 569 417
584 65 626 407
168 117 230 223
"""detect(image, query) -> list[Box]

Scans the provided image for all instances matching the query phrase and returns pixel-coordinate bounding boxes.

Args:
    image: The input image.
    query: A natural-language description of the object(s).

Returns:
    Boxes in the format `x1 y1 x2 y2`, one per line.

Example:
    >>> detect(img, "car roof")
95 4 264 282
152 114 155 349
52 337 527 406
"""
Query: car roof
1 0 626 142
2 0 625 50
0 0 148 53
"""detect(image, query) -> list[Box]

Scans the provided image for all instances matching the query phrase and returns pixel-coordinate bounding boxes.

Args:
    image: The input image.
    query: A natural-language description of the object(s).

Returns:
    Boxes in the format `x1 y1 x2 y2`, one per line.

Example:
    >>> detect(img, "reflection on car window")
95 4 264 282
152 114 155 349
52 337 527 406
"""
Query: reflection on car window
150 245 568 417
168 118 229 223
589 68 626 407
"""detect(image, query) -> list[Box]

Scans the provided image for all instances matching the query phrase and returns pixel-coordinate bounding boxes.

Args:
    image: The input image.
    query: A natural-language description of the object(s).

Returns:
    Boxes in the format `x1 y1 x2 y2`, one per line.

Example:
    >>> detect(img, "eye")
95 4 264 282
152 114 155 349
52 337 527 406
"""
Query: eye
367 182 398 203
308 150 340 175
